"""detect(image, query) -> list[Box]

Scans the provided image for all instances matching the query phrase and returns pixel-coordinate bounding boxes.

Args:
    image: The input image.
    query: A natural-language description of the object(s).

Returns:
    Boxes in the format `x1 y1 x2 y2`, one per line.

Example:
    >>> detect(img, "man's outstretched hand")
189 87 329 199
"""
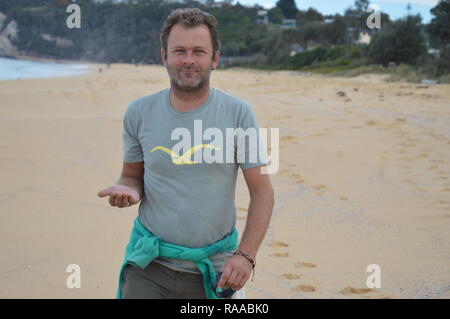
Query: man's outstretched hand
97 185 141 208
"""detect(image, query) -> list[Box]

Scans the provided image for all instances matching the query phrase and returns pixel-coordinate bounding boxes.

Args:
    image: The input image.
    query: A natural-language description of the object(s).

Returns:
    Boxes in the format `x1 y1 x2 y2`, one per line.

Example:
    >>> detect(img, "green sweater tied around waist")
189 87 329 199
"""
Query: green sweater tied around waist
116 217 238 299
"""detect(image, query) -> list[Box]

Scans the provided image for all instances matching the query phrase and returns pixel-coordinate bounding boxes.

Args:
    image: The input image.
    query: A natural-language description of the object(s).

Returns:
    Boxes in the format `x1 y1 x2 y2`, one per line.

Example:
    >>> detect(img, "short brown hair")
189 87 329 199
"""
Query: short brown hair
160 8 221 60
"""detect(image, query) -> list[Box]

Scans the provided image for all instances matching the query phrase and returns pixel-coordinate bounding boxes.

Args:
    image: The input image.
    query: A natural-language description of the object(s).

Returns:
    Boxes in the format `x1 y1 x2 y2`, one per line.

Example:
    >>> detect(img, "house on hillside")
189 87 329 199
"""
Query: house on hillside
290 43 305 56
256 10 269 24
356 31 372 45
428 48 440 59
345 27 372 45
280 19 296 29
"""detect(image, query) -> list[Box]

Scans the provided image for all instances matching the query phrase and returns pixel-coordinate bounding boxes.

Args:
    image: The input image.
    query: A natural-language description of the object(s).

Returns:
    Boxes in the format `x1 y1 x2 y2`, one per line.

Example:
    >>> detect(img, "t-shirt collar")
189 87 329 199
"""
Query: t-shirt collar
165 87 214 117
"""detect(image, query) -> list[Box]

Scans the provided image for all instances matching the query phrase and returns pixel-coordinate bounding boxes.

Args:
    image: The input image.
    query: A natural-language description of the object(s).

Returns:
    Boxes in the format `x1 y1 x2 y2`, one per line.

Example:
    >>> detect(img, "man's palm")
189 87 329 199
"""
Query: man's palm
97 185 140 208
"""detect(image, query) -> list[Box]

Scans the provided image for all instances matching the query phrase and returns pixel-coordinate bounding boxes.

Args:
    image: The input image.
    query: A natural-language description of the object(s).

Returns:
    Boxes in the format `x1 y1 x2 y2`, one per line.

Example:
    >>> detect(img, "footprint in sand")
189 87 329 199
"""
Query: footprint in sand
279 169 305 184
281 135 298 142
311 132 330 137
365 119 379 126
294 262 316 268
268 241 289 247
312 184 327 191
340 287 372 295
296 285 316 292
280 135 298 148
271 253 289 257
290 173 304 184
339 286 390 299
395 92 414 97
283 273 301 280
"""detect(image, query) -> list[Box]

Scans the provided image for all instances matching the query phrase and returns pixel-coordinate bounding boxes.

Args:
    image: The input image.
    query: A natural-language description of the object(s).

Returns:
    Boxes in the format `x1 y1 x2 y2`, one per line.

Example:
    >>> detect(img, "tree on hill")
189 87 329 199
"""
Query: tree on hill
369 15 426 65
427 0 450 46
296 7 323 26
268 6 284 24
276 0 299 19
427 0 450 74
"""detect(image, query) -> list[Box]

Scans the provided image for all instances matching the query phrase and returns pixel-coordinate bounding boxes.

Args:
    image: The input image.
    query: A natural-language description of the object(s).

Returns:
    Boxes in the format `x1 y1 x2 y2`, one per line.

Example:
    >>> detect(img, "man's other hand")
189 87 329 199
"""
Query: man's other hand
218 254 253 291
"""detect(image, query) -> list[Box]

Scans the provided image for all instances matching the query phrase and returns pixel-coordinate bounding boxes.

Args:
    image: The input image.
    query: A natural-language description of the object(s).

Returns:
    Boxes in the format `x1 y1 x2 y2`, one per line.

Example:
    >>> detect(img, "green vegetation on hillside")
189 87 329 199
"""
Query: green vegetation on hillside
1 0 448 82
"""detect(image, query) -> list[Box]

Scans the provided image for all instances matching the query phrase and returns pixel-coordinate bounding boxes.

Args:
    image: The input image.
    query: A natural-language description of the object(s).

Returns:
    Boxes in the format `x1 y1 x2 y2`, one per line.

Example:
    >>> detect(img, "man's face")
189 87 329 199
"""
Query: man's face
162 24 220 92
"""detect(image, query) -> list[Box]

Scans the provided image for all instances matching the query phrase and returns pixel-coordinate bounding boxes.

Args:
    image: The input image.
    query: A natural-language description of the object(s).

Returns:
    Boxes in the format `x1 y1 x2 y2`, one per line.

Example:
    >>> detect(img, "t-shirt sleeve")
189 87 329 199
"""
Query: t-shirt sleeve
236 103 270 170
122 102 144 163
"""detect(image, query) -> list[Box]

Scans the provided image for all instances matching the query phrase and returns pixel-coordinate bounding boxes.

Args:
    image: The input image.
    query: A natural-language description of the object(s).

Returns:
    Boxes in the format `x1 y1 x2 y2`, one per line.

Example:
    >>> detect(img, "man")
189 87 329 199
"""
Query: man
98 8 274 299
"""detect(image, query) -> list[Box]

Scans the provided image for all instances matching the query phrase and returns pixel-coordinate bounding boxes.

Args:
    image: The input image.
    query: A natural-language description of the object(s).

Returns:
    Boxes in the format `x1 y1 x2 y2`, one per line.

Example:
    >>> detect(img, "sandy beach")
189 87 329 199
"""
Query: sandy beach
0 62 449 298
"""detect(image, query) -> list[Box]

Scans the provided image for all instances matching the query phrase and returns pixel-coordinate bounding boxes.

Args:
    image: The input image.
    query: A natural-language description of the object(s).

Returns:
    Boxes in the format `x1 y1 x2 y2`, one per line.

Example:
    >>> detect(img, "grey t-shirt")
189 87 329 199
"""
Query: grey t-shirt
122 86 269 274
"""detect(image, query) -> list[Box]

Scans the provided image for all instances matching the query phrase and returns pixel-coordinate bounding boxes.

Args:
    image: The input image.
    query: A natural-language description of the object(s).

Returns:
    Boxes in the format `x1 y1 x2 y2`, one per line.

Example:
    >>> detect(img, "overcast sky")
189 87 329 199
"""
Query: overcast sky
236 0 440 23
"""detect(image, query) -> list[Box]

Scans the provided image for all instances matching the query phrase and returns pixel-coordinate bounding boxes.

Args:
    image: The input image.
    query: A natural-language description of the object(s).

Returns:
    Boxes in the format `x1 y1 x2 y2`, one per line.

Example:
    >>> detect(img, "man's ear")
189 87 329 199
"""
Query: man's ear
161 49 166 66
212 50 220 69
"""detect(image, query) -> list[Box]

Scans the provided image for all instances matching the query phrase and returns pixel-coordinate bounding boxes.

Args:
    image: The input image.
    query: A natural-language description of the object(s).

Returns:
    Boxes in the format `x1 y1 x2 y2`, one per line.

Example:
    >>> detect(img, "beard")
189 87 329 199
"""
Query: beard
167 64 211 93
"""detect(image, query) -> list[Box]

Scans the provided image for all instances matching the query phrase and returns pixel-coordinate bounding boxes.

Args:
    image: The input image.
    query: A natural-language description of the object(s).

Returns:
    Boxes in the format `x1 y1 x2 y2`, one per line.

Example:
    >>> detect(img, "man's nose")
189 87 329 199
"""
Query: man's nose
182 51 195 65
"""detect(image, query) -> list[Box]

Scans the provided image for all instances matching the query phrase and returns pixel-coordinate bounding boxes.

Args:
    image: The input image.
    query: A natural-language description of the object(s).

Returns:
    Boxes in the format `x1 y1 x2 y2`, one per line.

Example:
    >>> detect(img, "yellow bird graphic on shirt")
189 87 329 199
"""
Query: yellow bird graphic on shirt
150 144 221 165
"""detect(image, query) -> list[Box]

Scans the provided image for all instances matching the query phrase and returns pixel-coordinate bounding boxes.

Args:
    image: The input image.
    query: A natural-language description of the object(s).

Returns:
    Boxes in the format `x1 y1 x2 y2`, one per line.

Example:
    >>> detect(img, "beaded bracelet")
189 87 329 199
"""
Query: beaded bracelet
233 249 256 281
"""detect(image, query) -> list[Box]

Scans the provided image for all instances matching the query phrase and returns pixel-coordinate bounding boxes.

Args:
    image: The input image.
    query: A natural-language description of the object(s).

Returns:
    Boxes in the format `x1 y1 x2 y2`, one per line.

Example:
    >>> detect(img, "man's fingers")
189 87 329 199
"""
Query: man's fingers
237 273 247 290
126 194 132 206
225 271 238 291
218 268 231 289
102 189 131 208
122 195 130 207
231 272 245 291
97 188 110 197
115 193 123 207
109 192 117 206
116 193 130 208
